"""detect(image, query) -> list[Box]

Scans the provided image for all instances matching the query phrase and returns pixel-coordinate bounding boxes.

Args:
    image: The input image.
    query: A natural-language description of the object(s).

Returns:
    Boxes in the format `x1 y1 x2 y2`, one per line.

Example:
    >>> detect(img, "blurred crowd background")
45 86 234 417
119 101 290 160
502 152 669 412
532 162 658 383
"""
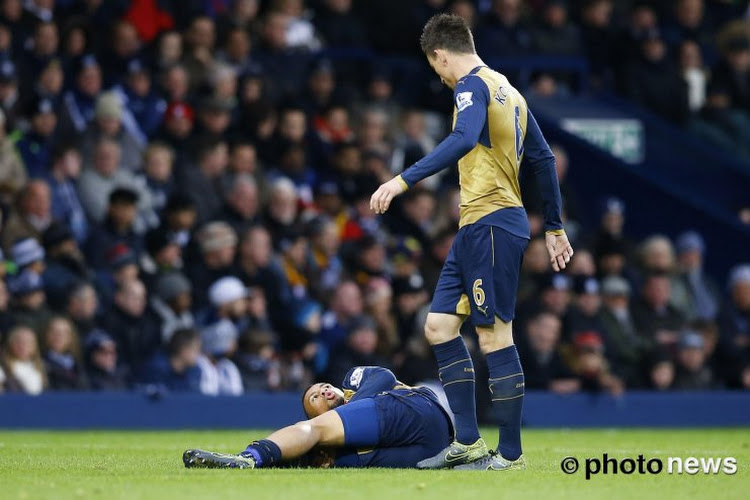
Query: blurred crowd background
0 0 748 412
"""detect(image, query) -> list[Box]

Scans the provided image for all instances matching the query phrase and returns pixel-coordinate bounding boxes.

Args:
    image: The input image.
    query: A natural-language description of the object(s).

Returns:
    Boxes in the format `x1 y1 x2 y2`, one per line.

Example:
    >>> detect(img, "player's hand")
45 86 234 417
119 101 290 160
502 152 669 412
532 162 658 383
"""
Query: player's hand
370 177 406 214
545 230 574 272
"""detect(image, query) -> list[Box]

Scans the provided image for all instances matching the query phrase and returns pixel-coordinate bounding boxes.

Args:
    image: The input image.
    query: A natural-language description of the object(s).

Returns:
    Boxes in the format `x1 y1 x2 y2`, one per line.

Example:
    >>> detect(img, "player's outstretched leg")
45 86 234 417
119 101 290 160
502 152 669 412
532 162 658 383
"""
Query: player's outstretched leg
416 313 488 470
457 321 526 471
184 409 345 469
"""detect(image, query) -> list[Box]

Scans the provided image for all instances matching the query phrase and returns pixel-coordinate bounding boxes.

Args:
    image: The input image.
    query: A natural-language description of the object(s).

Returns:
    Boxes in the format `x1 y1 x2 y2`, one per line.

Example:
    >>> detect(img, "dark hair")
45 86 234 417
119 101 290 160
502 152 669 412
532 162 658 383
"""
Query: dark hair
301 384 315 419
420 14 475 56
168 328 199 357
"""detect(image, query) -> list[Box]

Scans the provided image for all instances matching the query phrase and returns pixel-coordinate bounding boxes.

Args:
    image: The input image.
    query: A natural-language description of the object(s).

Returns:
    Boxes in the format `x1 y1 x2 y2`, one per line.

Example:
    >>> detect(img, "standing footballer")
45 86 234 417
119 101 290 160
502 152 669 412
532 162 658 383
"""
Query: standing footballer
370 14 573 471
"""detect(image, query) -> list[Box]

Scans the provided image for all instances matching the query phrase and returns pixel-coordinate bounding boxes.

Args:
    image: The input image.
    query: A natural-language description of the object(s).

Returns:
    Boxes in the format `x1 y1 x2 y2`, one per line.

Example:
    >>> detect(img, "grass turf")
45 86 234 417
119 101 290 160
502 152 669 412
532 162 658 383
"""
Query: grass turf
0 428 747 500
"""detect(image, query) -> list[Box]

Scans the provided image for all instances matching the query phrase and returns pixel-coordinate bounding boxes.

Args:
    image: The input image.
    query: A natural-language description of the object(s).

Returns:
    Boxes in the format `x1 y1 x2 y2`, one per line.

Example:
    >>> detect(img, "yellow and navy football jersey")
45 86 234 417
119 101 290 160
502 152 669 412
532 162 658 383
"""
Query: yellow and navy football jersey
398 66 563 237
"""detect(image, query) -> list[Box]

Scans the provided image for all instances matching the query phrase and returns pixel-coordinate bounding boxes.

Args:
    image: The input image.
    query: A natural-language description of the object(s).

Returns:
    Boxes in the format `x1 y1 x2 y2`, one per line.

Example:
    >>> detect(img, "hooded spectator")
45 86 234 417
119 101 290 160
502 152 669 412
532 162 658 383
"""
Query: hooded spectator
143 271 194 349
84 330 129 390
199 318 244 396
9 269 52 335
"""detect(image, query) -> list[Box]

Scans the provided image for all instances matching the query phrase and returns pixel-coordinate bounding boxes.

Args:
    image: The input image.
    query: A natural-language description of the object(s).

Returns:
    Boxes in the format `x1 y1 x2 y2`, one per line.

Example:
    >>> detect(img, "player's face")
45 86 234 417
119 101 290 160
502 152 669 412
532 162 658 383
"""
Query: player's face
303 383 345 418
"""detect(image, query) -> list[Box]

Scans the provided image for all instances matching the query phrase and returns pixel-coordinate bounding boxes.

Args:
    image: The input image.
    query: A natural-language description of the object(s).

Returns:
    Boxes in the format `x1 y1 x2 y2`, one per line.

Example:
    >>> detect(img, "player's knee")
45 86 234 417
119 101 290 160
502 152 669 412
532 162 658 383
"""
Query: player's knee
424 316 454 345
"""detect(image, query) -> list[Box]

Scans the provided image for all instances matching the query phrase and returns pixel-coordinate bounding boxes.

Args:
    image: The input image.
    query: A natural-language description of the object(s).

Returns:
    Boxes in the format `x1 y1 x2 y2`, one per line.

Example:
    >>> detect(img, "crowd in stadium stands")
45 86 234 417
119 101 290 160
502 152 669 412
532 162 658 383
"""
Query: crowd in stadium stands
0 0 748 404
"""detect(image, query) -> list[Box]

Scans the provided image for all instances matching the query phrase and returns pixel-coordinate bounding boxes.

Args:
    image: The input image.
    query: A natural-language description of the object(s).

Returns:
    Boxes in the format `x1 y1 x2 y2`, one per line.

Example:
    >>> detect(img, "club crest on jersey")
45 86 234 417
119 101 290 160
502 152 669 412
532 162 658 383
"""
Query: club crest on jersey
456 91 473 112
494 86 508 106
349 367 364 388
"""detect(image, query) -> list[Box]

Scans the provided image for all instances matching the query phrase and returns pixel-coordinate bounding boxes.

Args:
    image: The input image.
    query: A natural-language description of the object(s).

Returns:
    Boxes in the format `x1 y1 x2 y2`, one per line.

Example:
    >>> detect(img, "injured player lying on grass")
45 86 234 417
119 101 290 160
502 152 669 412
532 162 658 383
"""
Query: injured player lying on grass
183 366 497 469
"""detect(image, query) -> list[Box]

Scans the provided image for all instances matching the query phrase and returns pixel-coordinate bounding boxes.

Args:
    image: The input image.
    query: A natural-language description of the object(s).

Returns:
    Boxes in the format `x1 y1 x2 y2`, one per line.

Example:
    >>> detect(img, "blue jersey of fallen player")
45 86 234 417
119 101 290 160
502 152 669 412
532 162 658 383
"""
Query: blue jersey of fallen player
333 366 453 468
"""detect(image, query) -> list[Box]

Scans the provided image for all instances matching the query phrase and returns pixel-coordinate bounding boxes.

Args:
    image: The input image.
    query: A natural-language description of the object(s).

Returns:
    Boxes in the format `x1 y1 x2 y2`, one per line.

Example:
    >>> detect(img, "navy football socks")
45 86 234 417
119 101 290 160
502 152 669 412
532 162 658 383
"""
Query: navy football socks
487 345 524 460
241 439 282 467
432 336 481 445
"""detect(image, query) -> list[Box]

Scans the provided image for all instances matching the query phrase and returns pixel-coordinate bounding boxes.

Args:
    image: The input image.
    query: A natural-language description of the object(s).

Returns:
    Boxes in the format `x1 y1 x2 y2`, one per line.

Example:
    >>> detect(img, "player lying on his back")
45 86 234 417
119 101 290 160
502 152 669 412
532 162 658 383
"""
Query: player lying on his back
183 366 453 469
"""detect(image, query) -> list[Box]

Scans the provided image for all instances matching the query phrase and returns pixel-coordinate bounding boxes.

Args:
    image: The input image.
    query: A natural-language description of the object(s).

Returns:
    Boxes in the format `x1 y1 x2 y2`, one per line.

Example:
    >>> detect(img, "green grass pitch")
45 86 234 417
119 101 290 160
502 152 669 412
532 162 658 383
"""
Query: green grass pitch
0 428 747 500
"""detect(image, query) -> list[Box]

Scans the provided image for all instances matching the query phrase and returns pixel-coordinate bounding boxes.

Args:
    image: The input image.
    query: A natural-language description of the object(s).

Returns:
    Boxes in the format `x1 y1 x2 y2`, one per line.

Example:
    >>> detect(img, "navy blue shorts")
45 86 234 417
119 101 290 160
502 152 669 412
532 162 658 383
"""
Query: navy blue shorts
431 223 529 326
333 390 452 468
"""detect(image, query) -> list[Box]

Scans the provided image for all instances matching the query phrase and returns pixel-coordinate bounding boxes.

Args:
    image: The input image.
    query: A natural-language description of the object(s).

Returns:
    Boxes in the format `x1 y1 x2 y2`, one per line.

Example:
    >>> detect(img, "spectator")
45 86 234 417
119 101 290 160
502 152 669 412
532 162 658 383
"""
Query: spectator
94 243 139 310
532 0 581 56
41 316 88 390
568 330 624 395
137 142 175 227
85 187 143 269
672 330 717 390
623 29 690 123
236 225 297 340
77 138 143 223
42 222 91 310
11 237 46 275
325 317 390 384
81 91 144 173
717 264 750 387
632 272 686 350
319 280 363 355
203 277 250 331
140 327 203 393
218 174 261 235
662 0 715 58
565 276 605 339
474 0 534 57
517 310 578 393
392 273 430 345
263 177 299 247
233 328 279 391
59 54 102 138
579 0 617 87
113 59 167 144
187 221 238 308
140 227 182 289
2 180 53 251
182 16 216 91
161 194 197 249
46 144 88 244
84 330 129 390
65 281 99 339
675 231 720 321
307 216 343 300
649 352 675 390
15 95 57 178
0 108 26 203
0 325 46 394
176 139 228 223
8 269 52 335
599 275 647 387
143 272 194 352
101 279 149 371
199 319 244 396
